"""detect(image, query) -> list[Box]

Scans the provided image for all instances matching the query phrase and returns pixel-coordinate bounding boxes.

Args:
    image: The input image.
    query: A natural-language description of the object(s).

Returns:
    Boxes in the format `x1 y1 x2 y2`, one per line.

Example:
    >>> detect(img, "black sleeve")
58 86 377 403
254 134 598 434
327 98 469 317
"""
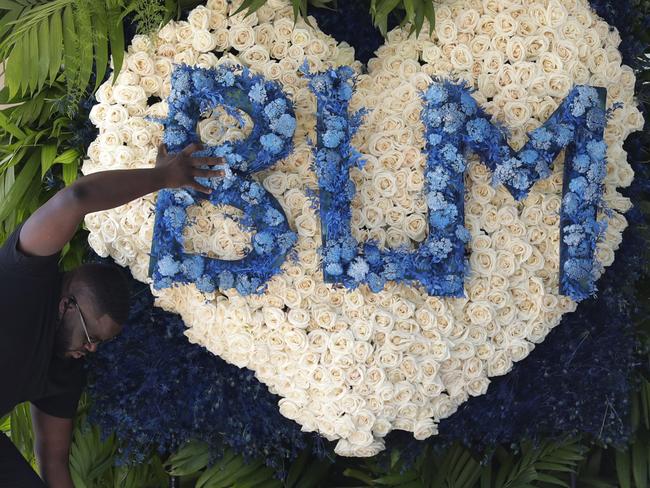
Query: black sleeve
31 389 84 419
31 358 87 419
0 222 60 277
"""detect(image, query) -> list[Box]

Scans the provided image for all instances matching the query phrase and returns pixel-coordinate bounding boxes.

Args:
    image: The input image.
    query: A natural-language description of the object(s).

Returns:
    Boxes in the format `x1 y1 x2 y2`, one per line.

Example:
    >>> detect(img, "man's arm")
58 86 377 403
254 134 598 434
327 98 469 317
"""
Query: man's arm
19 143 224 257
30 404 74 488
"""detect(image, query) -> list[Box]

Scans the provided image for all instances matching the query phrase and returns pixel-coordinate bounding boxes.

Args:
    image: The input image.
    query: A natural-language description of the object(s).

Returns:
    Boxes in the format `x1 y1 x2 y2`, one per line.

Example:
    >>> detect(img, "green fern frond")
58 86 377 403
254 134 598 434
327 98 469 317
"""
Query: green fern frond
129 0 168 35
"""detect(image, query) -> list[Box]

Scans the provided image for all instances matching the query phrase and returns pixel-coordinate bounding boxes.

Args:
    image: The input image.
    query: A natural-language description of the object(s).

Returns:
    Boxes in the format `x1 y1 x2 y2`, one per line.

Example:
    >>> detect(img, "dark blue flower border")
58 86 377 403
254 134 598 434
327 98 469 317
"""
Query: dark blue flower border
149 64 297 295
304 64 608 301
85 0 649 472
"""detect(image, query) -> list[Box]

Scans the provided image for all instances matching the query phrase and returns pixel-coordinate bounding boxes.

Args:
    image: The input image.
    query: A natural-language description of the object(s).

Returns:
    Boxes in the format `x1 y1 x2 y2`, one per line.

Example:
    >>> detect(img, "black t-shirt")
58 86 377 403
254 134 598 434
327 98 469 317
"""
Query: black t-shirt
0 222 86 419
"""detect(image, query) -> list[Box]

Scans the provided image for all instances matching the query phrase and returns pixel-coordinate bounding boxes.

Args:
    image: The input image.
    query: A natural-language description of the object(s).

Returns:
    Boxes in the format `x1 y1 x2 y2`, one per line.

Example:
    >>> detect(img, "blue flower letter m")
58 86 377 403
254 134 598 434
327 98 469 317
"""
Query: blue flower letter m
149 65 297 296
306 66 607 302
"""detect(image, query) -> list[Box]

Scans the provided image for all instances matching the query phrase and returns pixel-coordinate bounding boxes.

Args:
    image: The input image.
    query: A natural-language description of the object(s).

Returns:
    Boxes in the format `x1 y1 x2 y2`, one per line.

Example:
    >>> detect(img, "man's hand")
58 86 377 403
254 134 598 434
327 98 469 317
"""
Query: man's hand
155 142 225 194
31 405 74 488
17 141 226 257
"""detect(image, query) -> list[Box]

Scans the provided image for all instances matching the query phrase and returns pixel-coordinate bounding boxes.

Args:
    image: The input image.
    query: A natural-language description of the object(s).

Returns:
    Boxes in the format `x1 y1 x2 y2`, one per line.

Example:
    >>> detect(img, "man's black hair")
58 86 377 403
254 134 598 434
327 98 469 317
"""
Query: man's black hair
72 263 131 325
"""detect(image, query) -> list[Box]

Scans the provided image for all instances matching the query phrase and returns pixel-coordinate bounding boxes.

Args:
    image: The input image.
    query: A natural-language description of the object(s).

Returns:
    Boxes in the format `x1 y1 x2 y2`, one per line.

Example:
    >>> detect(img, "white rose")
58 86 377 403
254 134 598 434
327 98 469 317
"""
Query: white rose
131 35 152 53
487 350 513 376
229 25 255 51
104 105 129 126
192 29 217 52
127 51 155 76
413 419 438 440
278 398 300 420
430 394 458 419
157 22 177 43
140 75 162 94
287 308 310 328
188 5 211 29
466 377 490 396
403 214 427 242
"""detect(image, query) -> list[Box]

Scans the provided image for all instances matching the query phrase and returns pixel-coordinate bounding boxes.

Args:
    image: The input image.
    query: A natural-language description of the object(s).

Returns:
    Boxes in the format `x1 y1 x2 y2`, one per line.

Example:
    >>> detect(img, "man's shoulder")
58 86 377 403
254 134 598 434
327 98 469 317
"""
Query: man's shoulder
0 222 61 278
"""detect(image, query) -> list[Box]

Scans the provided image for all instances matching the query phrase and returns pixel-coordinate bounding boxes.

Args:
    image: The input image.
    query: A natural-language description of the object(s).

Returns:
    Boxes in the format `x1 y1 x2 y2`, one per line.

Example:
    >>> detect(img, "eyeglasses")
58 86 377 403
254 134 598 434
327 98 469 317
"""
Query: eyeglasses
68 296 113 348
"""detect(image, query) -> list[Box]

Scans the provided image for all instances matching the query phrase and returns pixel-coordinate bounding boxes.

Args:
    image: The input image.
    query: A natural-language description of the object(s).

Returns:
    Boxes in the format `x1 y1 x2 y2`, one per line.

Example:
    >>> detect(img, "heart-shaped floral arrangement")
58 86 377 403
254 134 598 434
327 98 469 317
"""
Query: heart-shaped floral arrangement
83 0 643 456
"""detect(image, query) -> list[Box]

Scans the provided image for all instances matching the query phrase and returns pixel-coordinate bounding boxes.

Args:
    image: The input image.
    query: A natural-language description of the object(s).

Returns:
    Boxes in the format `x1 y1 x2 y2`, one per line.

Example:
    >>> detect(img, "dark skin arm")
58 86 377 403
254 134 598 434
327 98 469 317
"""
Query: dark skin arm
19 142 224 257
30 404 74 488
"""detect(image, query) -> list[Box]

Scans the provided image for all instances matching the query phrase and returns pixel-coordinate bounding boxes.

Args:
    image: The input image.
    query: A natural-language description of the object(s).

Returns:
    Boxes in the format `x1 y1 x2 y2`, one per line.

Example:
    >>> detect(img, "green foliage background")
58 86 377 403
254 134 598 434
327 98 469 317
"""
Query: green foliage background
0 0 648 486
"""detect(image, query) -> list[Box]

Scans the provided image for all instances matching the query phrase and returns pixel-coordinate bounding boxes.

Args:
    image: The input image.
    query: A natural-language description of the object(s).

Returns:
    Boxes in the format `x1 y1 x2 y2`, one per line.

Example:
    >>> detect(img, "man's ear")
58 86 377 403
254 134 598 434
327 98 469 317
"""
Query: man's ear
57 296 72 320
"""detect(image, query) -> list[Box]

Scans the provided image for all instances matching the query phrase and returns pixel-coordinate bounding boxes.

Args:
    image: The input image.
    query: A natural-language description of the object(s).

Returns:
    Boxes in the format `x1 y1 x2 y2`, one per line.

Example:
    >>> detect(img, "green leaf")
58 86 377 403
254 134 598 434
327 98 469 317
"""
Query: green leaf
0 149 40 222
73 0 92 93
403 0 415 24
615 449 631 488
106 2 124 83
48 11 63 80
576 476 617 488
422 0 435 35
197 454 246 488
62 157 78 186
293 458 331 488
285 448 310 488
376 0 401 18
52 147 80 165
412 0 424 37
0 110 27 139
62 3 78 90
632 441 648 488
480 460 493 488
27 24 38 92
5 43 22 98
164 440 210 476
37 15 49 90
536 472 569 487
91 0 108 91
343 468 376 485
218 459 264 486
40 143 57 178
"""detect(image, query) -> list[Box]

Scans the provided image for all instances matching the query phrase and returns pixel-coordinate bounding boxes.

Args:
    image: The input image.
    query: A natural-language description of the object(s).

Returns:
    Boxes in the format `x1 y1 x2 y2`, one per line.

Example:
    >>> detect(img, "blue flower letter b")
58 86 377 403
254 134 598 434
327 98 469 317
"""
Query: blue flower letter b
149 65 297 296
306 66 607 302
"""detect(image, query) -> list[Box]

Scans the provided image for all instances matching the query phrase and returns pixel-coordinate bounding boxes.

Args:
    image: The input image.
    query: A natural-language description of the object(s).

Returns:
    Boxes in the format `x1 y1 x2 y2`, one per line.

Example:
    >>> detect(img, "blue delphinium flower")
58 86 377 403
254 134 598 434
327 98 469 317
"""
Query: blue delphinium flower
531 127 553 150
424 84 448 104
181 256 205 280
466 118 491 143
270 113 296 138
260 133 283 154
218 270 234 289
215 69 235 87
263 208 285 226
323 130 344 148
158 255 180 277
253 231 275 255
563 224 585 246
264 99 287 120
248 82 267 104
164 206 186 231
347 257 369 281
586 139 607 161
196 275 216 293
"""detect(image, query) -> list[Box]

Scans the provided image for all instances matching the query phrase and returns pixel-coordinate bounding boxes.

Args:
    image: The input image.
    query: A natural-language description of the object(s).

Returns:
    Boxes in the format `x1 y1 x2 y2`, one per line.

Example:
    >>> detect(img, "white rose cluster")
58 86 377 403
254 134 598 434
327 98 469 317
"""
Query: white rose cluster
82 0 642 457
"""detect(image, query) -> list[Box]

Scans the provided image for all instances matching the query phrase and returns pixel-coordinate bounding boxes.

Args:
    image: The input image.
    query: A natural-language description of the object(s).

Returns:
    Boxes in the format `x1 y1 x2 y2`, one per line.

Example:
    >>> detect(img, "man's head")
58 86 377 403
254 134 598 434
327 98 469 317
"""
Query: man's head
55 263 131 359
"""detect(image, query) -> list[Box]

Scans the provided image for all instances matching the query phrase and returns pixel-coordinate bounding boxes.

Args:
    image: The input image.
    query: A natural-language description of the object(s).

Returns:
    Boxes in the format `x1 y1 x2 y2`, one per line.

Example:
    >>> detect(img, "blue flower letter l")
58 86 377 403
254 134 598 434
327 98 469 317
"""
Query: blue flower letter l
307 66 607 302
149 65 298 296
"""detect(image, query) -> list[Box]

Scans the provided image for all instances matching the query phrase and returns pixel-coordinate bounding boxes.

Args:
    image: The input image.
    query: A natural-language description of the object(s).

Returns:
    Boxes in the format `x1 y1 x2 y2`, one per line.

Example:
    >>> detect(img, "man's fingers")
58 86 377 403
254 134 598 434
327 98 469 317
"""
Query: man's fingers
191 156 226 166
181 142 204 156
194 168 225 178
189 182 212 194
158 143 168 156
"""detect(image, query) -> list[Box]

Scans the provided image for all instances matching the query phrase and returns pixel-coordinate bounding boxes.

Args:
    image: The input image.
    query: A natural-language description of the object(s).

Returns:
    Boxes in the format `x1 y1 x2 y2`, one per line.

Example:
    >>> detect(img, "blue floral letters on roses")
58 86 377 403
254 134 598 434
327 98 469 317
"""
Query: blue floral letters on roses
149 65 297 295
304 65 608 302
